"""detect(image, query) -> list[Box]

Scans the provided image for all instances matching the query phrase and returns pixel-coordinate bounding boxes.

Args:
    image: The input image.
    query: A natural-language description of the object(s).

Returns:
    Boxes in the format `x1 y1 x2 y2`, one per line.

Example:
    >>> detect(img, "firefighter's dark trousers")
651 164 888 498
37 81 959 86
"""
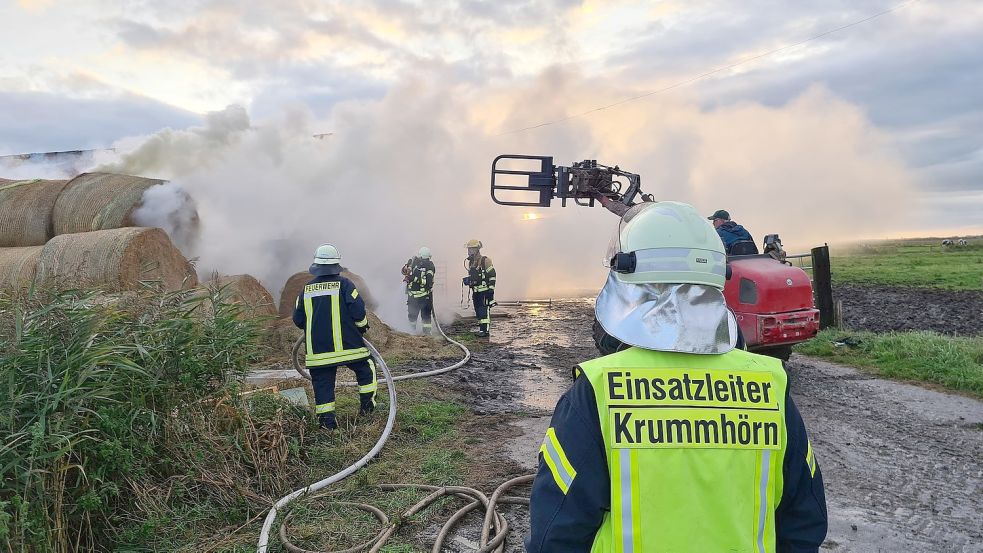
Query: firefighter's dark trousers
472 290 492 334
310 357 378 429
407 295 433 333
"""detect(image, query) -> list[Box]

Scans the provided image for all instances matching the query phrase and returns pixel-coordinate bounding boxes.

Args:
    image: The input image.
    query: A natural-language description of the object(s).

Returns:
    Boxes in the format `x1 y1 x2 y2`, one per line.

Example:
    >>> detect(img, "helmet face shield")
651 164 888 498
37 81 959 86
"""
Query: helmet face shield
595 273 738 354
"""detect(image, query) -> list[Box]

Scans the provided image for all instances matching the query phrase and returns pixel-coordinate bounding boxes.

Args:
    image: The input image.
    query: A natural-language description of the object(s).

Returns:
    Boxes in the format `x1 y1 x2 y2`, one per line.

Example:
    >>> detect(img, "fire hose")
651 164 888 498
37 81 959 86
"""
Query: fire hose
258 303 535 552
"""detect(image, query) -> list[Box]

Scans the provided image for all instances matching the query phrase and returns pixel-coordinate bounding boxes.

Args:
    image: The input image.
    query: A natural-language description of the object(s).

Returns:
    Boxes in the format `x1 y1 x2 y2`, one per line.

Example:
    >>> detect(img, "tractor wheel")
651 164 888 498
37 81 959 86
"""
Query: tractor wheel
757 345 792 362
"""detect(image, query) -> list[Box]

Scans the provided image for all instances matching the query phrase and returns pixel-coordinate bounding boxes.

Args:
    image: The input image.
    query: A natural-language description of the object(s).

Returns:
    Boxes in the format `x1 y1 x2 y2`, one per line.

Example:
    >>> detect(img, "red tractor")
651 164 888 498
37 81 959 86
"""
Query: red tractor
490 156 821 359
724 246 820 359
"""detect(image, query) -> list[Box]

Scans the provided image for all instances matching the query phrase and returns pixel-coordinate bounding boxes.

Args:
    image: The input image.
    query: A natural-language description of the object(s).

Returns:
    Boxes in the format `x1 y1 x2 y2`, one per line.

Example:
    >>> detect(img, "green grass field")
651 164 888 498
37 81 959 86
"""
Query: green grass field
795 328 983 397
831 238 983 290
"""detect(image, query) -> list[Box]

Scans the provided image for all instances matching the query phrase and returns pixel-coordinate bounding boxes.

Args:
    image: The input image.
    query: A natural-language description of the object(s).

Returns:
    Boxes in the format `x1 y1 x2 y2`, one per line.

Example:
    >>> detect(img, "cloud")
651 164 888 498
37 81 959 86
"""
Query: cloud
0 89 199 156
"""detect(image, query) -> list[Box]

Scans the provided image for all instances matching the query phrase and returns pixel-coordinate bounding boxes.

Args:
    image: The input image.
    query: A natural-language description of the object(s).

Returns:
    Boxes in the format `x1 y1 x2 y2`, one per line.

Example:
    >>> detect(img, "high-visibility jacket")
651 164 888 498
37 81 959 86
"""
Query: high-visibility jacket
408 258 435 298
527 347 827 553
292 274 370 367
467 254 496 293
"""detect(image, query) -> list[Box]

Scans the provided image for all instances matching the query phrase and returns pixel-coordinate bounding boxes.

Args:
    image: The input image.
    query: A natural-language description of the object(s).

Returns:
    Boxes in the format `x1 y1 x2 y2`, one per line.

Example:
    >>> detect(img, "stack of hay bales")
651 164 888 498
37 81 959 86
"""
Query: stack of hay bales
0 179 70 246
35 227 198 292
0 172 203 298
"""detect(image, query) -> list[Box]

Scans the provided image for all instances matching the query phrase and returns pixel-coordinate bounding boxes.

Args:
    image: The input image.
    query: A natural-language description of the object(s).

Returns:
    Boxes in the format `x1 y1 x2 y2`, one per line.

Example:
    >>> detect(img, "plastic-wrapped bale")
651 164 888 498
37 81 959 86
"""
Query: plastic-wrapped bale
0 246 43 295
277 268 378 318
0 179 70 247
36 227 198 292
198 274 278 319
51 173 199 246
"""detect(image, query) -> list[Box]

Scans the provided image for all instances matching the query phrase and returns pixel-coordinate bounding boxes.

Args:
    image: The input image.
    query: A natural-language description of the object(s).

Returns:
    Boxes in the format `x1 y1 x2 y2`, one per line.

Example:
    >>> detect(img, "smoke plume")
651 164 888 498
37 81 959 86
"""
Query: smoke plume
11 69 920 328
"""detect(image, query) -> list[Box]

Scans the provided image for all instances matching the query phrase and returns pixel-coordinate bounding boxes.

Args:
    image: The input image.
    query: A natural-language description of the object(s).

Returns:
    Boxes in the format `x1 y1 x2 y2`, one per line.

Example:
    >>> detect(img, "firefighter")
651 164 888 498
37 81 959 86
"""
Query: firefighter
462 239 496 338
292 244 377 430
526 202 827 552
406 246 436 334
708 208 758 254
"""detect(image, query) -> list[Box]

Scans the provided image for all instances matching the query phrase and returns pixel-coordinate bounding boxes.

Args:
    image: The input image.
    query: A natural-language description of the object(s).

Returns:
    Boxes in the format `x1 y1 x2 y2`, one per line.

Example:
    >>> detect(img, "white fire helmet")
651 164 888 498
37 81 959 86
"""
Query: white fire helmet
313 244 341 265
595 201 739 354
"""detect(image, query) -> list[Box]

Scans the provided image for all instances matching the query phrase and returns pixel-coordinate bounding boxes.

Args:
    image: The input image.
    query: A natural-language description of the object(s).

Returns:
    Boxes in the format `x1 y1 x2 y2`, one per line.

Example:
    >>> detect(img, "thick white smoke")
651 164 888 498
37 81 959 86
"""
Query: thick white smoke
57 71 920 328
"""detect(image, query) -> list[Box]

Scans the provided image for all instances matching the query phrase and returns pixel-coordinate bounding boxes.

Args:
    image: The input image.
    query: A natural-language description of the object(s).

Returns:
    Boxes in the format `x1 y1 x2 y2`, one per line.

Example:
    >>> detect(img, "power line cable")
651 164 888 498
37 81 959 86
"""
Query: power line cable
496 0 922 136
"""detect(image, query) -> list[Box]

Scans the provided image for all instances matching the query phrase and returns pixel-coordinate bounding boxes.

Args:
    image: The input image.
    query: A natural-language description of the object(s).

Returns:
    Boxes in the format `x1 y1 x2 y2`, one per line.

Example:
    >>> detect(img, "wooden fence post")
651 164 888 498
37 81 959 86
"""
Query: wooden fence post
812 245 835 329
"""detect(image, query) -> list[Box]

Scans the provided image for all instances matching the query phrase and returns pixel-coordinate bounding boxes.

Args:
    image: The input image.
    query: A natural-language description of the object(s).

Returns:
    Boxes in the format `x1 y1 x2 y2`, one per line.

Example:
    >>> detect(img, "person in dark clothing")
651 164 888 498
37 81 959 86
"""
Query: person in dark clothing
709 209 758 255
404 246 436 334
292 244 377 430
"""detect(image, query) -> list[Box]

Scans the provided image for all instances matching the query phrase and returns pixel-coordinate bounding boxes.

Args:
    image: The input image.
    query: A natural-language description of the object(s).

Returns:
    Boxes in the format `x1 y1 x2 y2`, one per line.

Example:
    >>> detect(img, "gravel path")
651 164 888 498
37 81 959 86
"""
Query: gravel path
449 299 983 553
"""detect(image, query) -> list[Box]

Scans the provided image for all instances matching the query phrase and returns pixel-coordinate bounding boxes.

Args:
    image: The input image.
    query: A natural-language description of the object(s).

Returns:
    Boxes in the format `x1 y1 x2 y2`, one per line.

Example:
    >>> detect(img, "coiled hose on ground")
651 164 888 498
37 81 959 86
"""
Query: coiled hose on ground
258 306 535 552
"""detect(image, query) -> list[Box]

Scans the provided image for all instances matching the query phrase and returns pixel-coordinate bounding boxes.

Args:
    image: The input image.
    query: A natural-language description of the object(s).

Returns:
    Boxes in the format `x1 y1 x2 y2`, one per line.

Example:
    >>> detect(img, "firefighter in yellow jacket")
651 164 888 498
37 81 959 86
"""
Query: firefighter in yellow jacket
462 239 496 337
526 202 827 552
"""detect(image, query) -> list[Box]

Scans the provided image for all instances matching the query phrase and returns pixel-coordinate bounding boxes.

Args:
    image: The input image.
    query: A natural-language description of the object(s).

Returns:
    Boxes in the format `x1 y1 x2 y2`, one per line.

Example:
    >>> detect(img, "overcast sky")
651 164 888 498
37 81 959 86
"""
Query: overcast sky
1 0 981 234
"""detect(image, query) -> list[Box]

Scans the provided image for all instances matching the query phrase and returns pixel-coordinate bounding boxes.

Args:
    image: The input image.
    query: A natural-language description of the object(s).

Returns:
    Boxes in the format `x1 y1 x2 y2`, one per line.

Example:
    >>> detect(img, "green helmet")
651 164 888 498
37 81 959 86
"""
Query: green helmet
607 201 726 289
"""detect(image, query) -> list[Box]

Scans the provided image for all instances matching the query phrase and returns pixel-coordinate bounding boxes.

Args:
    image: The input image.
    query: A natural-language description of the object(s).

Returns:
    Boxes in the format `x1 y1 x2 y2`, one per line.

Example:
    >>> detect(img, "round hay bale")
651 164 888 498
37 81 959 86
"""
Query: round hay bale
204 274 277 319
0 179 70 246
277 268 378 318
36 227 198 292
51 173 199 246
342 268 378 311
278 272 311 319
0 246 42 295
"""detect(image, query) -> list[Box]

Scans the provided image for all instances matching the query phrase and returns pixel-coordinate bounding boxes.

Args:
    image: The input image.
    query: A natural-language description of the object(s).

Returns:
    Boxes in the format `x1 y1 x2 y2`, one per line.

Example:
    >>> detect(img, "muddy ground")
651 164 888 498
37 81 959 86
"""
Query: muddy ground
836 284 983 335
433 299 983 553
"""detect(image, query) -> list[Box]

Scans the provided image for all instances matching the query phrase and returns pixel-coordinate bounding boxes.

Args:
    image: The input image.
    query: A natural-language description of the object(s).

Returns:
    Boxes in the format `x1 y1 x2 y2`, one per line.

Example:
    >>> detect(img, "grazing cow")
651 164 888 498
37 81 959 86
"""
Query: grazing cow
942 239 953 246
958 239 968 246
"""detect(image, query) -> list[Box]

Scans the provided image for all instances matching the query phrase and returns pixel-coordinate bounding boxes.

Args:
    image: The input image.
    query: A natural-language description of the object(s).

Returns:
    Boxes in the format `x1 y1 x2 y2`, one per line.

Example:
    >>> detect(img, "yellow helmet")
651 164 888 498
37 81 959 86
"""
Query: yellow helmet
465 239 482 249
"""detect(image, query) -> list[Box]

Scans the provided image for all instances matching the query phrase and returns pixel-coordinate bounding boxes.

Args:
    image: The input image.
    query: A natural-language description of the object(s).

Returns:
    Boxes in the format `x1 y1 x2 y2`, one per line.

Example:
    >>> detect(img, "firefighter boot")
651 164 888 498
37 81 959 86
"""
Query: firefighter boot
319 412 338 430
359 393 376 416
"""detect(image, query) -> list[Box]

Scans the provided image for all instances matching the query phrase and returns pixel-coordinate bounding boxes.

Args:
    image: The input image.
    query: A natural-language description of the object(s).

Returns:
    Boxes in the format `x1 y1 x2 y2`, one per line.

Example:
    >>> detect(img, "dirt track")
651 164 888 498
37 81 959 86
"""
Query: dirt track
836 284 983 335
441 299 983 552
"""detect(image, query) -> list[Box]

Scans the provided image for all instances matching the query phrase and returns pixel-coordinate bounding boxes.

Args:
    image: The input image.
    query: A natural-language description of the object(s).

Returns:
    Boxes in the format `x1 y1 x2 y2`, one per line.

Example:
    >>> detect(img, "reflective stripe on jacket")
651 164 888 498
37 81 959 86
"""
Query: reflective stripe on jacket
526 347 828 553
408 258 435 298
292 275 370 367
468 255 496 292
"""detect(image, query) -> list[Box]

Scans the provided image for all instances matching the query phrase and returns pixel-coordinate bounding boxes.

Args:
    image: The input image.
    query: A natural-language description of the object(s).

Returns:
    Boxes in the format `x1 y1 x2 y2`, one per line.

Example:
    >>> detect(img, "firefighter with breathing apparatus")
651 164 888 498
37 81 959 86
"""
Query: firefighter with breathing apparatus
292 244 377 430
462 239 496 338
526 202 827 552
404 246 436 335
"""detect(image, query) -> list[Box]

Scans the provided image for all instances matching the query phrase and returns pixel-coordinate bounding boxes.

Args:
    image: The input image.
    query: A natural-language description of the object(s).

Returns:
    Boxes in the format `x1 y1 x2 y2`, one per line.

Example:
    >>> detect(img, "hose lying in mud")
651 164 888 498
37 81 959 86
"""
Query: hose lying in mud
277 475 535 553
263 304 535 552
256 336 398 553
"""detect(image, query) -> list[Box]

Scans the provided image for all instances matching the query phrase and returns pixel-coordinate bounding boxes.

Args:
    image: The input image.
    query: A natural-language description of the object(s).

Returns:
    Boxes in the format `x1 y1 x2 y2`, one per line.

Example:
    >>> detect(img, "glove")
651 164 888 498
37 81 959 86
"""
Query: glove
487 291 496 308
462 276 471 286
358 325 369 334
